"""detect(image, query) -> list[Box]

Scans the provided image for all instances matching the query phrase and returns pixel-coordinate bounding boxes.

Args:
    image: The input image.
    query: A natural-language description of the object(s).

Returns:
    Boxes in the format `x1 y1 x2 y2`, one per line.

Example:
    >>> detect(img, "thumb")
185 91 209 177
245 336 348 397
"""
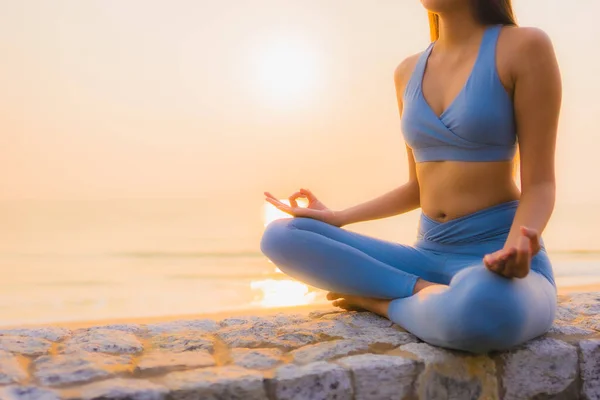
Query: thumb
520 226 541 253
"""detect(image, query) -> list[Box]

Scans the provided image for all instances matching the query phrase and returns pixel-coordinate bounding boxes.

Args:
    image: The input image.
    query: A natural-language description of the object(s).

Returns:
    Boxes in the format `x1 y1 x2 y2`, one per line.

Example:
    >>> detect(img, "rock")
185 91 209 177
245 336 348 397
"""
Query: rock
266 361 353 400
554 303 579 323
230 348 283 370
581 316 600 332
547 321 597 337
308 309 343 319
77 378 169 400
277 320 358 340
83 324 144 334
162 365 266 399
219 316 272 328
500 337 579 400
0 351 27 385
564 293 600 316
34 352 133 387
355 326 419 348
136 350 215 374
61 329 143 354
0 328 71 342
218 323 318 350
320 311 393 329
151 331 213 353
289 339 370 365
400 342 498 400
0 336 52 356
220 313 310 329
580 339 600 400
272 331 322 350
146 319 220 335
0 386 60 400
217 320 277 348
270 313 312 327
337 354 423 400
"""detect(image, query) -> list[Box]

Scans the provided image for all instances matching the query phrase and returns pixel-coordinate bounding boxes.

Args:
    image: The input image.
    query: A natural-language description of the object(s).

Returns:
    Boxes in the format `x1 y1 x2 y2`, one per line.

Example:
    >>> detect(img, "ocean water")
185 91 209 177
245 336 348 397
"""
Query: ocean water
1 199 599 327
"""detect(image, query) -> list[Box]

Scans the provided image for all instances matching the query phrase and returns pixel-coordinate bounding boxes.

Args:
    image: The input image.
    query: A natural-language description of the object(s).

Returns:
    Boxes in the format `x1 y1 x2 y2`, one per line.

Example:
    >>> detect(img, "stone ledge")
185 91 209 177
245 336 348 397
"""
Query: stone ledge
0 292 598 400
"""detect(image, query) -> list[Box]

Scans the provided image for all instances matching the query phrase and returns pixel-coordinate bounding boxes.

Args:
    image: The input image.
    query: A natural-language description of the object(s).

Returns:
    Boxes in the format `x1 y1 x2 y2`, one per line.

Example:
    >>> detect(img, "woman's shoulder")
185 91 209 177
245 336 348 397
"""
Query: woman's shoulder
497 26 557 82
394 52 423 89
500 25 554 52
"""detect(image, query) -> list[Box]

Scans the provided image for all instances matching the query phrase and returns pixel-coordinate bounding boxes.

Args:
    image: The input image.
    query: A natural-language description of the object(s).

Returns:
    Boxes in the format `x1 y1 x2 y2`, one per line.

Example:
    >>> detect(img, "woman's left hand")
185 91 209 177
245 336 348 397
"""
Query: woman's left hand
483 226 541 279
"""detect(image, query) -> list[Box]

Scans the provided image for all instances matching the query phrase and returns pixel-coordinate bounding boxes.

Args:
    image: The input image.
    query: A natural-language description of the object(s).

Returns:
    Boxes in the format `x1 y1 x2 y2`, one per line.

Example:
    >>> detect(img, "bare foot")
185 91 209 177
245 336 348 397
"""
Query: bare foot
326 291 390 318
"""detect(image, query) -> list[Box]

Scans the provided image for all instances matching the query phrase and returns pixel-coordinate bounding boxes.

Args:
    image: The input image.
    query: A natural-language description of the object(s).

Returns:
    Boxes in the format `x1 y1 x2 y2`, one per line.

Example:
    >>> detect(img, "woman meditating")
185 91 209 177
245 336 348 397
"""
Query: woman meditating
260 0 561 354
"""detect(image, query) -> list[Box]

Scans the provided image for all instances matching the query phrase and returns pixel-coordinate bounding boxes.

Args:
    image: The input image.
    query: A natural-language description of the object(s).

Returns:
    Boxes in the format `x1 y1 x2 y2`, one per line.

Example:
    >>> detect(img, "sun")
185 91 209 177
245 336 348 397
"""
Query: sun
248 35 320 108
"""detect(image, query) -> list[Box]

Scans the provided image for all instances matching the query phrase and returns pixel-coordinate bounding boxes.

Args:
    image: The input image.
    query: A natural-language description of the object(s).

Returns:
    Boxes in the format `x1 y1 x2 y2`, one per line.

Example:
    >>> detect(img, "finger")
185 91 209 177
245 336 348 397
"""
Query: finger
483 249 505 266
486 260 506 275
289 194 300 208
288 191 305 208
300 188 318 202
499 247 516 261
264 192 280 202
521 226 541 253
265 197 294 215
264 196 287 208
513 236 531 276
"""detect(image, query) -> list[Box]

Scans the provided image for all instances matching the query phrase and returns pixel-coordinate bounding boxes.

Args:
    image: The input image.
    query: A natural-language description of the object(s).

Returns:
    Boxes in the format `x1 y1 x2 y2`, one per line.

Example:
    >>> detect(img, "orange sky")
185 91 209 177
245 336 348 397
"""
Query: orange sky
1 0 598 210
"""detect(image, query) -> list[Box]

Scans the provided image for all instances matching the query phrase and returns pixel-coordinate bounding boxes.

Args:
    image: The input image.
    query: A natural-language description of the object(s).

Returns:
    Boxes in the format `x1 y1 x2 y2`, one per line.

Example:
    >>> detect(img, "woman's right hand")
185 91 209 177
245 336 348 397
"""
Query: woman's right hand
264 188 344 227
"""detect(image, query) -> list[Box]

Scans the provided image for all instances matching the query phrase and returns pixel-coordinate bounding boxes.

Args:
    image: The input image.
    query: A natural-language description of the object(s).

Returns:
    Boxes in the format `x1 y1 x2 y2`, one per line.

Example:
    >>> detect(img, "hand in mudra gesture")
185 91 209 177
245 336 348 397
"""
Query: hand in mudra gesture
483 226 541 279
264 188 342 227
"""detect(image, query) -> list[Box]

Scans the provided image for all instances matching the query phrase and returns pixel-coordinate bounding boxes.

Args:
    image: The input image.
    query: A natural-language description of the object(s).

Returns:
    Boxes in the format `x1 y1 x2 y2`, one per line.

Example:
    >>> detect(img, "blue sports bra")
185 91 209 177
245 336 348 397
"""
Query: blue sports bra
401 25 516 162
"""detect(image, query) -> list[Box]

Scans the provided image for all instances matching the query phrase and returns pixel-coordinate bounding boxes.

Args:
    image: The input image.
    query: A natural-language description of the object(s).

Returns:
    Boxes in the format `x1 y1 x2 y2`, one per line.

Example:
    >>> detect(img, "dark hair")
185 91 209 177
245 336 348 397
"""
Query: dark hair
472 0 517 26
428 0 517 40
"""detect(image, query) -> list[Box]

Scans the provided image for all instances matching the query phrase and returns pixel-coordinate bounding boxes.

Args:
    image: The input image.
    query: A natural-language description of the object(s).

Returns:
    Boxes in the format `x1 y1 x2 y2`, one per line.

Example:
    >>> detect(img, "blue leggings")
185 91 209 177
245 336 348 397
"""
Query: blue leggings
260 200 557 354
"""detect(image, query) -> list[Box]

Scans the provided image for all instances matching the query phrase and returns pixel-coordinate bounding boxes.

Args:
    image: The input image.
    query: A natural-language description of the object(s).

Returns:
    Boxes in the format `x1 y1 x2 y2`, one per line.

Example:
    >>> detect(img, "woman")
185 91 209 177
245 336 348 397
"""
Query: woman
260 0 561 354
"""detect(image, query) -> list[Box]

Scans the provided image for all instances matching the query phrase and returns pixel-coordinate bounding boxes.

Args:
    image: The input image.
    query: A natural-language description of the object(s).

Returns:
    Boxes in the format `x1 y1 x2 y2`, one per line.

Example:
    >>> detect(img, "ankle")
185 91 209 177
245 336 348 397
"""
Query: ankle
413 278 435 295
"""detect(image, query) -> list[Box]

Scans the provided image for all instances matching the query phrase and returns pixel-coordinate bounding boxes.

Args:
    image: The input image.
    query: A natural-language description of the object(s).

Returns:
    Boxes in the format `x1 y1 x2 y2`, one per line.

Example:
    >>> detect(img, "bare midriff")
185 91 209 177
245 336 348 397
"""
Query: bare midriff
416 160 521 223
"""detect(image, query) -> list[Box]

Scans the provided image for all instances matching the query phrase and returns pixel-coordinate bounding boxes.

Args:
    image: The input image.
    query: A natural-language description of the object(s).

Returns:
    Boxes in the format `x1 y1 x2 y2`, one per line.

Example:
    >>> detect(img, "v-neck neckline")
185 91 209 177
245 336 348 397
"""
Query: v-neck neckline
419 26 490 121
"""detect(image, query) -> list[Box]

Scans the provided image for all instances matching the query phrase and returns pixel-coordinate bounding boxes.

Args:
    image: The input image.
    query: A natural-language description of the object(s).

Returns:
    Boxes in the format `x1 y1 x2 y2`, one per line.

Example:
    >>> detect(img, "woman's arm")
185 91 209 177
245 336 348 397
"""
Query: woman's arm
336 56 422 227
484 27 562 278
506 28 561 245
336 146 420 226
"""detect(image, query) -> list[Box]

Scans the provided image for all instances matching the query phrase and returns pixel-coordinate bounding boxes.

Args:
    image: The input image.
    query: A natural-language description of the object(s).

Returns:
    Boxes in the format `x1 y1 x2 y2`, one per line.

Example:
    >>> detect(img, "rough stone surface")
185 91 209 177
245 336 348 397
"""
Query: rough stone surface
564 292 600 316
337 354 423 400
0 293 597 400
136 350 215 374
230 348 283 370
277 319 358 342
501 337 579 400
145 319 220 335
267 361 353 400
0 336 53 356
0 328 71 342
0 386 61 400
547 321 597 337
61 329 143 354
580 339 600 400
218 321 320 350
289 339 370 365
151 331 213 353
76 378 168 400
0 351 27 385
34 353 133 387
400 342 499 400
320 310 394 328
83 324 144 334
162 366 266 399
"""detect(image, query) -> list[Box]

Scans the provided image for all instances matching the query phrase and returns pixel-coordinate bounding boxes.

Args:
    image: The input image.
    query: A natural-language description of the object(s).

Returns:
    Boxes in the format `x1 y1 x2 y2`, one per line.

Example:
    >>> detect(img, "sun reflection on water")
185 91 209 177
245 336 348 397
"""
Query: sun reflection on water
251 198 322 308
250 279 317 307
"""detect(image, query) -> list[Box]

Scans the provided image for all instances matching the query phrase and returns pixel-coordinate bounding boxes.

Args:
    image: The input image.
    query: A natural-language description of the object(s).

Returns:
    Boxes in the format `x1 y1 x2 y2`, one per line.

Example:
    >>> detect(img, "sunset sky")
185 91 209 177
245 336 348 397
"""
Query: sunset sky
1 0 599 211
